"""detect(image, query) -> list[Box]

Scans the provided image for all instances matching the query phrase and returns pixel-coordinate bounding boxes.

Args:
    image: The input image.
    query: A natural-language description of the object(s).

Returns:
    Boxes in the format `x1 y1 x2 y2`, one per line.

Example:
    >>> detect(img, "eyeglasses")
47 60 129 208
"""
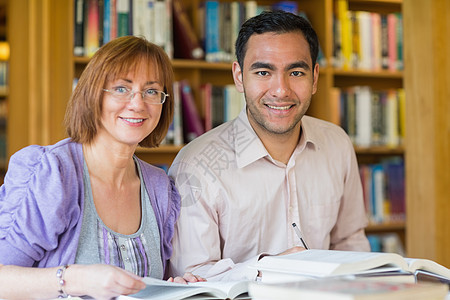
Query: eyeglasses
103 87 169 104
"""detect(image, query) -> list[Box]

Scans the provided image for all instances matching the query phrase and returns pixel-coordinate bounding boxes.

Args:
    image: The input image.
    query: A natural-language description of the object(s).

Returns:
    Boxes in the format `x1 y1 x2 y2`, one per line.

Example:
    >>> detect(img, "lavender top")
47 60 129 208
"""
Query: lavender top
0 138 180 276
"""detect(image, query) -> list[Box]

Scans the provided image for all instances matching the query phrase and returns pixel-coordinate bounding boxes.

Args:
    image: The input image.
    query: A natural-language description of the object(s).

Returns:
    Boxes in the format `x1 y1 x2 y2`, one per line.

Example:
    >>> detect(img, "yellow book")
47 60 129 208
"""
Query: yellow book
337 0 352 70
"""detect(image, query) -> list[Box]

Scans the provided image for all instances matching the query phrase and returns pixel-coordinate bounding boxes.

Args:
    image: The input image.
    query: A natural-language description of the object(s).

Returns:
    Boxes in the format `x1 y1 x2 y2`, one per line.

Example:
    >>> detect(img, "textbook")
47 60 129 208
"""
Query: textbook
254 249 450 284
248 277 449 300
118 277 249 300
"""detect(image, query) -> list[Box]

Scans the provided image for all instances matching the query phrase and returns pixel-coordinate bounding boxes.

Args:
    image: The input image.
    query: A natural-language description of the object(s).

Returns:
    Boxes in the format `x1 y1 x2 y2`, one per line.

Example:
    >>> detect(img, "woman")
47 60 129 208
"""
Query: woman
0 36 201 299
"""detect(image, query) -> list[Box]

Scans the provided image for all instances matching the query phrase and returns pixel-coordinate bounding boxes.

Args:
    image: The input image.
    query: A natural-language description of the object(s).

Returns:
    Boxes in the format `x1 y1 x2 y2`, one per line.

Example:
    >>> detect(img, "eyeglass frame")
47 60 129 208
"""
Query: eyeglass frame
102 88 169 104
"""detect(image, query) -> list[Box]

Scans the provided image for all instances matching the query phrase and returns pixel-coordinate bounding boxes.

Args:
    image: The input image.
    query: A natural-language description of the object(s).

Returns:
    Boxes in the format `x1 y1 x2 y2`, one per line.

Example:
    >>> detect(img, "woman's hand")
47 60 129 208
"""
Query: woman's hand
167 272 206 284
65 264 146 300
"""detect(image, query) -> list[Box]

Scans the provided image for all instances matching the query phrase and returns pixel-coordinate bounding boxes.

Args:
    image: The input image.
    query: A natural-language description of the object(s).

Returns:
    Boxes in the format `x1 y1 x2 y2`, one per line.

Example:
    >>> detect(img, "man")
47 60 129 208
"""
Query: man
168 10 370 281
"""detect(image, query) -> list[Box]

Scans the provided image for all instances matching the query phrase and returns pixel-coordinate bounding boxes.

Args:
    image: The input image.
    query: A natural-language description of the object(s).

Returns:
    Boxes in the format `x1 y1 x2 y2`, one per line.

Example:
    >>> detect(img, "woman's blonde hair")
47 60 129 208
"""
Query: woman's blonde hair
65 36 174 148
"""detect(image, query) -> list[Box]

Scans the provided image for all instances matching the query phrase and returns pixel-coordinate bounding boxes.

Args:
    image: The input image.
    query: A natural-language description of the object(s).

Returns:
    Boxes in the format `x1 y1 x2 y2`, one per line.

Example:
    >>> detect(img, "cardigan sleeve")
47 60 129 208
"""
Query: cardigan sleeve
0 144 83 266
161 177 181 269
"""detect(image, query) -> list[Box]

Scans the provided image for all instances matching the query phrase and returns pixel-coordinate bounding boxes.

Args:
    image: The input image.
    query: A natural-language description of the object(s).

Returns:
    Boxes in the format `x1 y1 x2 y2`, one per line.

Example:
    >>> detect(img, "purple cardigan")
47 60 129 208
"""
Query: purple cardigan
0 138 180 275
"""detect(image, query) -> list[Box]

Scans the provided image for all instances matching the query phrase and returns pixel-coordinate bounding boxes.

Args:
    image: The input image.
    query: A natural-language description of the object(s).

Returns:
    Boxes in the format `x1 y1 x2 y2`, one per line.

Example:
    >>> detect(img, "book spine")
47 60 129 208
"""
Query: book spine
395 12 404 70
180 80 205 142
211 85 225 128
103 0 111 44
144 0 155 42
173 81 184 145
355 86 372 147
132 0 144 38
371 12 381 70
337 0 352 70
201 83 213 131
85 0 100 57
357 11 372 70
371 163 385 223
110 0 118 39
172 0 204 59
385 89 399 147
74 0 86 56
387 13 397 71
98 0 104 46
204 0 220 62
116 0 130 37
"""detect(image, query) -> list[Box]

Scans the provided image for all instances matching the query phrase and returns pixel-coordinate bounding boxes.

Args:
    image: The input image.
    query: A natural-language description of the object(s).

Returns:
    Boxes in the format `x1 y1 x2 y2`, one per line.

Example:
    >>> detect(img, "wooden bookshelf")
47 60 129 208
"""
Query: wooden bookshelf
7 0 429 257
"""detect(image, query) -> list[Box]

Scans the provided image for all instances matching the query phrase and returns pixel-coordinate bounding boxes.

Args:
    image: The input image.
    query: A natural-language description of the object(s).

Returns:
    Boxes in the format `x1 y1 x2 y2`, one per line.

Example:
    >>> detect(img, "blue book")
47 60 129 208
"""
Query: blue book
272 1 298 14
371 164 385 223
103 0 111 44
204 0 220 62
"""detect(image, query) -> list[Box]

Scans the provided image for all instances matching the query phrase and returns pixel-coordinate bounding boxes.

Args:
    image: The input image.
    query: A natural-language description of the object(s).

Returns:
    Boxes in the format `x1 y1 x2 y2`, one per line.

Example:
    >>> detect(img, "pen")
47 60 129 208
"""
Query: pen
292 223 309 249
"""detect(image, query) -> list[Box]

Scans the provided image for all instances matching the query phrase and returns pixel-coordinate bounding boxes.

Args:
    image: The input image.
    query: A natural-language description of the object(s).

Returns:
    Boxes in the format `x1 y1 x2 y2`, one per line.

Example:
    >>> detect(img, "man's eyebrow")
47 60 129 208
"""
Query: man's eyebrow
249 62 275 71
287 61 311 71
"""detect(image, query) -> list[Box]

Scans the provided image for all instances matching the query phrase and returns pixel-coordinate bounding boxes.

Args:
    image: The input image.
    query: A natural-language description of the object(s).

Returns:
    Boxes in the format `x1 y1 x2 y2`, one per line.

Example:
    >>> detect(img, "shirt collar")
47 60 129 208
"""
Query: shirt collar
233 111 321 169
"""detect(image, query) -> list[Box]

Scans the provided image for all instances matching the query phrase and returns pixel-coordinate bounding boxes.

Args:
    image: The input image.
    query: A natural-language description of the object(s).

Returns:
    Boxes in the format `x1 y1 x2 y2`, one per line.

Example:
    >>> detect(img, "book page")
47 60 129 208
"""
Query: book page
188 281 249 299
405 258 450 278
256 249 407 276
118 277 248 300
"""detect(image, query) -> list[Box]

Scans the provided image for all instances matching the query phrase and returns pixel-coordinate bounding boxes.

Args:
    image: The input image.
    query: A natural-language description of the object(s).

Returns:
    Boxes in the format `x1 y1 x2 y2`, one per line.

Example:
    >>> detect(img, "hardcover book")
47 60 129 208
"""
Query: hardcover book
118 277 249 300
249 277 448 300
254 249 450 285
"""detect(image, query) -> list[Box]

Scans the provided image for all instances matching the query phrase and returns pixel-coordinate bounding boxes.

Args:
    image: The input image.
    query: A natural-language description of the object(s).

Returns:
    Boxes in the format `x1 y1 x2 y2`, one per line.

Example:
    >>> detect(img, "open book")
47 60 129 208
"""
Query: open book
254 249 450 284
248 277 449 300
118 277 249 300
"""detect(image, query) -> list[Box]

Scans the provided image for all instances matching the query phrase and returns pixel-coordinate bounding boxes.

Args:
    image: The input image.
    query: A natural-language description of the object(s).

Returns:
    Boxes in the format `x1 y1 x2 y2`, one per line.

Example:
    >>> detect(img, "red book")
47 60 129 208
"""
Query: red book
172 0 204 59
180 80 205 142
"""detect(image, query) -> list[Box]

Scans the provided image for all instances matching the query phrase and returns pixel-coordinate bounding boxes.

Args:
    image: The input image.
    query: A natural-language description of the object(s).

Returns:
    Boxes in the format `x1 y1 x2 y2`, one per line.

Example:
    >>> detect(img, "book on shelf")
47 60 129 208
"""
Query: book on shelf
74 0 173 57
204 0 220 62
74 0 86 56
360 157 405 224
332 4 403 71
85 0 101 57
248 277 449 300
102 0 111 44
163 81 183 146
118 277 249 300
336 86 404 147
172 0 204 59
180 80 205 143
253 249 450 285
116 0 130 37
367 233 405 256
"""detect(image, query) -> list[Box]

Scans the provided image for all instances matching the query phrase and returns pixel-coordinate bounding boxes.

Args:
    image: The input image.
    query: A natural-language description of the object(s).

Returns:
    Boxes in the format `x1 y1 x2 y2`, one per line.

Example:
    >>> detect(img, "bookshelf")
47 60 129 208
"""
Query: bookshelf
8 1 406 252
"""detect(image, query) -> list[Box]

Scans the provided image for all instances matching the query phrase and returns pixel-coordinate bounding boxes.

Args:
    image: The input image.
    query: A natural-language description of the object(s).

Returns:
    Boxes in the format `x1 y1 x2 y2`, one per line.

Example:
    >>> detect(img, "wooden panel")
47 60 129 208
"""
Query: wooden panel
8 0 72 157
7 0 30 157
403 0 450 267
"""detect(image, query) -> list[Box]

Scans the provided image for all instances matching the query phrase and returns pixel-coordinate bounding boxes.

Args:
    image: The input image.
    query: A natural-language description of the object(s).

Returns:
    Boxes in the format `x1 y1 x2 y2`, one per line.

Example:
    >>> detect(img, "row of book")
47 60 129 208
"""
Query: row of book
360 157 405 225
367 233 405 255
74 0 173 57
334 0 403 71
163 80 245 146
200 0 326 64
331 86 405 148
73 0 327 65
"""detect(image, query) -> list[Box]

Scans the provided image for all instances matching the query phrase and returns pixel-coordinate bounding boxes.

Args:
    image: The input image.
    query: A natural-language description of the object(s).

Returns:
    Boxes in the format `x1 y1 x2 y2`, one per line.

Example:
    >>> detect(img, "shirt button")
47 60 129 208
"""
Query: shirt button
120 245 126 251
125 257 130 262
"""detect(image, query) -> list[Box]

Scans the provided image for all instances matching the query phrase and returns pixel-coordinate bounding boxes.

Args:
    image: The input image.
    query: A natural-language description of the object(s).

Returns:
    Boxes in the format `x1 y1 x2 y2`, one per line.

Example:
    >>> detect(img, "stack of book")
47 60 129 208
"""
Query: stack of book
253 249 450 286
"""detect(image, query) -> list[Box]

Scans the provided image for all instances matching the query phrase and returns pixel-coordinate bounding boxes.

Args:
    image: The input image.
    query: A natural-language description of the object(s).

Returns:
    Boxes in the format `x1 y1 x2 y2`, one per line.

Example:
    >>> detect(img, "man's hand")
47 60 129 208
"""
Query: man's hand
275 246 307 256
167 272 206 284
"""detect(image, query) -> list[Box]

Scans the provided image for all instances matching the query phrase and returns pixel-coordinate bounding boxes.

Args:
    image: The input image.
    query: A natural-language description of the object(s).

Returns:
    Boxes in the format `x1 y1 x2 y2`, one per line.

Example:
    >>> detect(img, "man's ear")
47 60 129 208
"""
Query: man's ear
232 61 244 93
312 63 320 95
